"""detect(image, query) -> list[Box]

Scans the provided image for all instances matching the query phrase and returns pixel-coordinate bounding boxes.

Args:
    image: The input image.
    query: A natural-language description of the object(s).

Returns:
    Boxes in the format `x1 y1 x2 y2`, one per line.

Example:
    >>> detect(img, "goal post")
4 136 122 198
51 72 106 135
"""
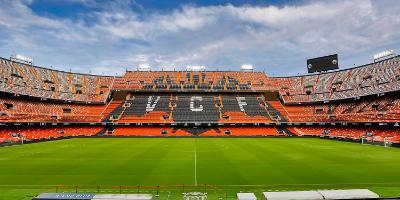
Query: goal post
362 136 392 147
384 138 393 148
361 135 373 145
361 136 367 145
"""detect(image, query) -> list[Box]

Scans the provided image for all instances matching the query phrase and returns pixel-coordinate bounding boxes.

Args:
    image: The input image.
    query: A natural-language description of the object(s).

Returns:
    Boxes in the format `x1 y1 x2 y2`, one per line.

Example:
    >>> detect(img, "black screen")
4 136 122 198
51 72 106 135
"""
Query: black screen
307 54 338 73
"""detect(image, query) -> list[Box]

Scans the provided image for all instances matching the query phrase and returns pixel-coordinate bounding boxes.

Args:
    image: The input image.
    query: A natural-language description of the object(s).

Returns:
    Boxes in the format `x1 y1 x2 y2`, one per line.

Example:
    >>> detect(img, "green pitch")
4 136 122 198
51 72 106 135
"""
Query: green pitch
1 138 400 199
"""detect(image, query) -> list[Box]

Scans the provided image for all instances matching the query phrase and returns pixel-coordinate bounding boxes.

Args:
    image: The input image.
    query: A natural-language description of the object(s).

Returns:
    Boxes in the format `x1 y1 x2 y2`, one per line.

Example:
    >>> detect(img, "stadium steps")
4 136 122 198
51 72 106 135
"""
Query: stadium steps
50 71 60 99
103 101 125 122
356 99 374 113
96 128 107 136
172 127 218 136
96 127 115 136
215 95 223 119
264 101 288 122
281 128 297 136
343 102 359 114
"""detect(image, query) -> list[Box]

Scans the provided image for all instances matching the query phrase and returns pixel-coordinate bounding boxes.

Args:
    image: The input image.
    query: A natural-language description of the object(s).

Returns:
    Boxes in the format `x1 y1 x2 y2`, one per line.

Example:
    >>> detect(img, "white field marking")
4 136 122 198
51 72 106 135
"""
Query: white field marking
202 183 400 187
194 138 198 186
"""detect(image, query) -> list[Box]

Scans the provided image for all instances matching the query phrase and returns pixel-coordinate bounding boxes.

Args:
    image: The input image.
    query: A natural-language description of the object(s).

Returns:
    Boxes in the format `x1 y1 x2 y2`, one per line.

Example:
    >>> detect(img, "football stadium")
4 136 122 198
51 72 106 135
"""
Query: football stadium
1 1 400 200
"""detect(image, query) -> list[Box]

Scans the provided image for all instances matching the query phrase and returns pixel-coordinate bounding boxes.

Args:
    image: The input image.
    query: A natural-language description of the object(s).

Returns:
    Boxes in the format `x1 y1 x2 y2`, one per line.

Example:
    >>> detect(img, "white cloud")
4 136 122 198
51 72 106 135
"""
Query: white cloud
92 5 216 40
0 0 399 76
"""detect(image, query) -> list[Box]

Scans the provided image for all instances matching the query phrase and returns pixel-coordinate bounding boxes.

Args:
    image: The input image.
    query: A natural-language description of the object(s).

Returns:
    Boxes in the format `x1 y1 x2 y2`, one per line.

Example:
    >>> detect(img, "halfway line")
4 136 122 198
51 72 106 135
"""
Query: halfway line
194 139 197 186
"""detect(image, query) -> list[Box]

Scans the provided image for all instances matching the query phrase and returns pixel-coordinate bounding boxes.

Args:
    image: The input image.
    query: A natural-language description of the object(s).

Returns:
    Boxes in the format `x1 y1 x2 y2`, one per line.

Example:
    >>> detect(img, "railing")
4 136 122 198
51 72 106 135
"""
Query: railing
2 183 400 200
0 184 264 200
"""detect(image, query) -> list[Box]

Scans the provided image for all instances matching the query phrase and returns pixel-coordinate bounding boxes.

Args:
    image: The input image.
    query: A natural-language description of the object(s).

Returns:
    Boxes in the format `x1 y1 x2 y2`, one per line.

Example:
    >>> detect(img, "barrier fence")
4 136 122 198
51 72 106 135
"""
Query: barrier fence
0 184 253 200
2 183 400 200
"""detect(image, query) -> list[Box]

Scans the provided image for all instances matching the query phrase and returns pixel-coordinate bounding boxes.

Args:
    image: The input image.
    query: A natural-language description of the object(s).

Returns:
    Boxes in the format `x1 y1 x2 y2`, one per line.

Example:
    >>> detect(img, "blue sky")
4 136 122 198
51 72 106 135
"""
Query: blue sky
0 0 399 76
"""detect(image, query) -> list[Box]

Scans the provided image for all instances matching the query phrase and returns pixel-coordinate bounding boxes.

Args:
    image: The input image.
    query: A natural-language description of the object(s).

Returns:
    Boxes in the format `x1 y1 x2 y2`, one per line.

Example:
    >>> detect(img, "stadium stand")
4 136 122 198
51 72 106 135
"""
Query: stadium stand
220 94 272 123
270 56 400 104
0 57 114 103
0 96 106 122
113 71 269 91
118 94 172 123
1 55 400 144
110 127 283 137
0 127 103 142
173 94 220 123
294 126 400 143
278 95 400 122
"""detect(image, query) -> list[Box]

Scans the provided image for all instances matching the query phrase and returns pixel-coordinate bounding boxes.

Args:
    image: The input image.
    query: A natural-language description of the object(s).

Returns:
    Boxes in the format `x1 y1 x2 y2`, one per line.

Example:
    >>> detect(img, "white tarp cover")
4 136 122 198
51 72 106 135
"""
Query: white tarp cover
317 189 379 199
262 191 323 200
92 194 153 200
237 193 257 200
262 189 379 200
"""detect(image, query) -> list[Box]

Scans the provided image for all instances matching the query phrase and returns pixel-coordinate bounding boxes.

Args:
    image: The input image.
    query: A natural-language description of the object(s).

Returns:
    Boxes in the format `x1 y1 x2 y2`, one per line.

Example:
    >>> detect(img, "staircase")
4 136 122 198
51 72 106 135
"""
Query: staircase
96 128 107 136
279 128 297 136
265 101 289 122
103 101 125 122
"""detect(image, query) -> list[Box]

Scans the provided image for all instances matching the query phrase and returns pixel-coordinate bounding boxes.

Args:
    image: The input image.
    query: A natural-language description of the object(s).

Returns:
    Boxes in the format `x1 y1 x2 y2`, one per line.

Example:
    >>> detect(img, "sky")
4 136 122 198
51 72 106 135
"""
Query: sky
0 0 399 76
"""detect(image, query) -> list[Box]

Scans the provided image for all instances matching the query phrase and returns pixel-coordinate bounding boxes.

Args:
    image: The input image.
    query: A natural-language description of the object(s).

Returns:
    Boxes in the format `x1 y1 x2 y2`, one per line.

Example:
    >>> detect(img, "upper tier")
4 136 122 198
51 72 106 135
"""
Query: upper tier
1 55 400 104
0 58 114 103
268 56 400 104
113 71 270 91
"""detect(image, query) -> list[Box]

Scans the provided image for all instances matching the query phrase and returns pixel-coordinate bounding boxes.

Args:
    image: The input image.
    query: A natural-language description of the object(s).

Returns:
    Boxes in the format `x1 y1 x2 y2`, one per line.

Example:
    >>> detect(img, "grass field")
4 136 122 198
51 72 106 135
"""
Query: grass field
1 138 400 199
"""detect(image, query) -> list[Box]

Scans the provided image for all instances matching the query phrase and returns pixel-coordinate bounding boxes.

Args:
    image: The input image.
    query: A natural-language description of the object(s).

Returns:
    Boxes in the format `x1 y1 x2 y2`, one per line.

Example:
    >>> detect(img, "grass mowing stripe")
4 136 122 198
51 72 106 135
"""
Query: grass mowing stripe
1 138 400 199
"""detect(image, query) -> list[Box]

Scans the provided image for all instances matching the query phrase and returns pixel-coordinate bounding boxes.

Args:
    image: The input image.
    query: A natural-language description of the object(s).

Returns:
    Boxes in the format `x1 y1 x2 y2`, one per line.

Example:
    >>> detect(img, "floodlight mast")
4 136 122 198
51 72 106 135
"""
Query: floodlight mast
241 64 254 72
373 50 396 62
138 64 151 71
186 65 206 71
10 54 33 65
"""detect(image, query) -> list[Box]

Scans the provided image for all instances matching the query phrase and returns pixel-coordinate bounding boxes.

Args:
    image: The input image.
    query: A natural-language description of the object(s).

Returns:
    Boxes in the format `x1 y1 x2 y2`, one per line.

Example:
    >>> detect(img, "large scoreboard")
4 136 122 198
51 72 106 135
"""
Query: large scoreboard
307 54 338 73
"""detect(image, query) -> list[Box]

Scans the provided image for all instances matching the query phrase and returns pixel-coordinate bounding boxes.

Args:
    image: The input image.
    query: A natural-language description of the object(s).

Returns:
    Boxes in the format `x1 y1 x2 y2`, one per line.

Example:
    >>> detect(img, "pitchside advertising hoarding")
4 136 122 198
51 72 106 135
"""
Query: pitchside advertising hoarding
307 54 338 73
33 193 154 200
33 193 95 200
